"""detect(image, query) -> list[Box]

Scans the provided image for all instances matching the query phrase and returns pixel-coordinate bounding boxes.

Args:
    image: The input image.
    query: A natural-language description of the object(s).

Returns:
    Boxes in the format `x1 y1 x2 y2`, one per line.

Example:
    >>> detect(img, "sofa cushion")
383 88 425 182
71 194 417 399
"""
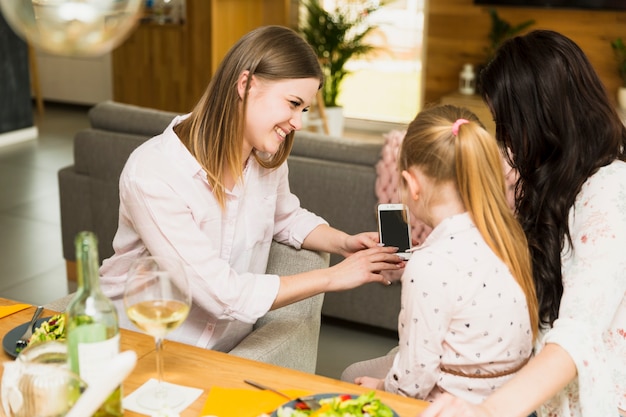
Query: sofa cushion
74 130 149 180
292 130 382 166
88 100 179 136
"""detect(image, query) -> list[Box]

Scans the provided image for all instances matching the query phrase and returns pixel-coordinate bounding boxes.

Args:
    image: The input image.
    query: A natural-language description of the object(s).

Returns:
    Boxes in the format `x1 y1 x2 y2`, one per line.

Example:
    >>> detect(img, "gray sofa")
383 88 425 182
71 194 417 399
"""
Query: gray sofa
287 131 401 332
58 101 401 336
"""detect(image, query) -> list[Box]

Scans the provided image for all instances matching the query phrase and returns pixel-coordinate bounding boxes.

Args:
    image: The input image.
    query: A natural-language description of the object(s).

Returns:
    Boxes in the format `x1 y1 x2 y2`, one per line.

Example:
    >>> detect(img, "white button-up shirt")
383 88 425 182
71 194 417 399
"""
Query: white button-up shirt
100 115 327 351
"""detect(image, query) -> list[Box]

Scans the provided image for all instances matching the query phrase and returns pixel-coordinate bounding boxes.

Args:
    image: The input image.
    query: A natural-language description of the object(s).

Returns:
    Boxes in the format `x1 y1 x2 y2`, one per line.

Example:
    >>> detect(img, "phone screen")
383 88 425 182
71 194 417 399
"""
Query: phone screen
379 209 411 252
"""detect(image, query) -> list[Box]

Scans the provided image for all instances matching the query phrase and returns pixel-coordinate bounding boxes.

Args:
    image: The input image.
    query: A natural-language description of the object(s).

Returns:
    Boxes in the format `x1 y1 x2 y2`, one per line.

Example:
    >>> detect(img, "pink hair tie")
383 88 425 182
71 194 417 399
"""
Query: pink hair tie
451 119 469 136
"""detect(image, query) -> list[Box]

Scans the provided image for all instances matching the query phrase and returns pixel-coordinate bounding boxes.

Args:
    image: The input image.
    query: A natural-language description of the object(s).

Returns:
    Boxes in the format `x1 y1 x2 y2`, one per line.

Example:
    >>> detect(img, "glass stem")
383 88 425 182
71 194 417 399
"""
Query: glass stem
154 337 165 401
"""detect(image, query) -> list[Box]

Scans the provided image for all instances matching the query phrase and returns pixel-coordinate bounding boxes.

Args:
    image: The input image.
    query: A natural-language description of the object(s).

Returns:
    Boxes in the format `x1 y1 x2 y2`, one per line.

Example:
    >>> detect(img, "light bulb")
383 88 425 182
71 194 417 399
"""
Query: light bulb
0 0 144 57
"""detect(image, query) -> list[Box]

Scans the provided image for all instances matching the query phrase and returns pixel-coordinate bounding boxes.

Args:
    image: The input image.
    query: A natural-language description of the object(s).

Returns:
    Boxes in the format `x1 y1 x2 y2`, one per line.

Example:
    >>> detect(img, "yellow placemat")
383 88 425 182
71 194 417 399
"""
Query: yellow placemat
200 387 311 417
0 304 31 319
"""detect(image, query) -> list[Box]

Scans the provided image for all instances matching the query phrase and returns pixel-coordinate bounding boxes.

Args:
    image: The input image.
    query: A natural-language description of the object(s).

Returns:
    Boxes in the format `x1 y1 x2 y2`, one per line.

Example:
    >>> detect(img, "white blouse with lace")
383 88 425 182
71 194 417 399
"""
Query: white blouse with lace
537 160 626 417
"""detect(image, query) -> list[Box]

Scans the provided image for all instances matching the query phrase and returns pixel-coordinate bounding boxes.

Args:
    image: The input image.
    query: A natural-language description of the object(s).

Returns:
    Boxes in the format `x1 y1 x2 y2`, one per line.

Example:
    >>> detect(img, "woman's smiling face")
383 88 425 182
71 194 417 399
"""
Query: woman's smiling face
240 74 320 157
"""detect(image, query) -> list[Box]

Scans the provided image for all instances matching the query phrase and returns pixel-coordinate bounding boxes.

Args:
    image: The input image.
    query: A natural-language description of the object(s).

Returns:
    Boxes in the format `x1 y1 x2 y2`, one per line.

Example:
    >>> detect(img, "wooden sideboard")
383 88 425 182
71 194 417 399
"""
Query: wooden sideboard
439 91 495 137
112 0 293 113
440 93 626 136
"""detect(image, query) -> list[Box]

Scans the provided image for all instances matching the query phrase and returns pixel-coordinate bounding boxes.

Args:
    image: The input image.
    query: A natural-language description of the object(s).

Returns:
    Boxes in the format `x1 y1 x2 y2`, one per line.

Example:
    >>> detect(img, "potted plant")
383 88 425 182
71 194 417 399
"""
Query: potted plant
299 0 379 135
611 37 626 110
483 9 535 66
470 9 534 93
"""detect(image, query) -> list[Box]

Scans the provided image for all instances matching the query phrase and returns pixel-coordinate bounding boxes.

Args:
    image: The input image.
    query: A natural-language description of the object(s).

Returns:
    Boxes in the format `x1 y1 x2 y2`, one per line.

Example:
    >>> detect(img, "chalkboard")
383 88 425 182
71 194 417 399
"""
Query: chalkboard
0 10 34 135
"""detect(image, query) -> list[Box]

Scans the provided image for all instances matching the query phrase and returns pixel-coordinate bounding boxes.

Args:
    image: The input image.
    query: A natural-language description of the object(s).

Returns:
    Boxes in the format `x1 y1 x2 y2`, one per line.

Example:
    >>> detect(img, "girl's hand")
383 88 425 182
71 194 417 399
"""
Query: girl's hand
418 394 492 417
354 376 384 390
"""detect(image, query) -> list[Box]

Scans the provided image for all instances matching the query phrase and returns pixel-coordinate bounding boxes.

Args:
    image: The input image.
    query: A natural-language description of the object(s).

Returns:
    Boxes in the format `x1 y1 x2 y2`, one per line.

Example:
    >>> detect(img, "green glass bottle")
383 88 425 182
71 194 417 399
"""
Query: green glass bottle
66 231 123 417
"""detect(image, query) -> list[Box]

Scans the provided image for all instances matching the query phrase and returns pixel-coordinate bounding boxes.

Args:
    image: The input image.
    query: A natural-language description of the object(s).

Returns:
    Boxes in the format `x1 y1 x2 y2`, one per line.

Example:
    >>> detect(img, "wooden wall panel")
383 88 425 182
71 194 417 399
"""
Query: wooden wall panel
186 0 213 110
112 24 189 112
424 1 626 105
210 0 289 75
113 0 289 113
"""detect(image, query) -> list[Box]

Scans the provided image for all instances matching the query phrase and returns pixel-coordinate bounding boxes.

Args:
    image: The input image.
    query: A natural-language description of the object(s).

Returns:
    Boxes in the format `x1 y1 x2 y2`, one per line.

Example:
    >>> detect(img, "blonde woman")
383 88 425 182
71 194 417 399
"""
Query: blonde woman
99 25 404 351
342 105 538 404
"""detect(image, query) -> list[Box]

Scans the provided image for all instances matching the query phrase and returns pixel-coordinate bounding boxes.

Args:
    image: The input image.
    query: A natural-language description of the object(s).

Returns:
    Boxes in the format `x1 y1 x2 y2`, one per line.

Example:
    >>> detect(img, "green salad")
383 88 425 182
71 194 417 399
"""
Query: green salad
28 313 66 345
276 391 395 417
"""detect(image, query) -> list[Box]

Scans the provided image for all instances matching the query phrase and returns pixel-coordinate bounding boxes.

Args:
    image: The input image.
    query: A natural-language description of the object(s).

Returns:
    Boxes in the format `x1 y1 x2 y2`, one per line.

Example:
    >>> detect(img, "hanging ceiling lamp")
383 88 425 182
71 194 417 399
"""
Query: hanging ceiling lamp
0 0 144 56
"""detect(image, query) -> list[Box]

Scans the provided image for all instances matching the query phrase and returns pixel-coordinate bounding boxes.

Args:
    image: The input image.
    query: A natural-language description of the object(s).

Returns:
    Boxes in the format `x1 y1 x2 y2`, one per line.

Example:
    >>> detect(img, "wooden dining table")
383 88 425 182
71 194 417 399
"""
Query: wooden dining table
0 299 429 416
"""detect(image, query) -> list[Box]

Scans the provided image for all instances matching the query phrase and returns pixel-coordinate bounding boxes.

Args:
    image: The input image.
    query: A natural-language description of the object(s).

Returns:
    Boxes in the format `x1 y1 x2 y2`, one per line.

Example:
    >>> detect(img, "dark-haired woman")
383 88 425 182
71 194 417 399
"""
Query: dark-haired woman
420 30 626 417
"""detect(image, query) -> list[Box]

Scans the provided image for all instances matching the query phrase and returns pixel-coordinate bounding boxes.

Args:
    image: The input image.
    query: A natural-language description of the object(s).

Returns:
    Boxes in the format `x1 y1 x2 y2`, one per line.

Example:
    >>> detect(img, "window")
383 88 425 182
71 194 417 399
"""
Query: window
329 0 425 125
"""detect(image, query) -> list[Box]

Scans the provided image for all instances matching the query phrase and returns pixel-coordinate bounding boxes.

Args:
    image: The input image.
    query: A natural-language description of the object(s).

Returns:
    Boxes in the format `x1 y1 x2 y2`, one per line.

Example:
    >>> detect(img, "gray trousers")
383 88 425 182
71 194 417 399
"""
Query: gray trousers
340 346 398 383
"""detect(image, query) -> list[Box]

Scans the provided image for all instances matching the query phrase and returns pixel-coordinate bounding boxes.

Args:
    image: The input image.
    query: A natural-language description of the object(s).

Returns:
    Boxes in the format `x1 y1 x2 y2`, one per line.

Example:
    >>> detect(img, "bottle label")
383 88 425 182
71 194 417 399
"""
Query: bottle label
76 332 120 385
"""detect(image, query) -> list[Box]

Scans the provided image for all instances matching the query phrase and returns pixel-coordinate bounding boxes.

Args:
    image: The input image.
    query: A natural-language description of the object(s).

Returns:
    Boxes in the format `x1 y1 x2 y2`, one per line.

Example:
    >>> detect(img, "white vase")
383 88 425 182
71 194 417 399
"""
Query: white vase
618 87 626 110
325 107 344 137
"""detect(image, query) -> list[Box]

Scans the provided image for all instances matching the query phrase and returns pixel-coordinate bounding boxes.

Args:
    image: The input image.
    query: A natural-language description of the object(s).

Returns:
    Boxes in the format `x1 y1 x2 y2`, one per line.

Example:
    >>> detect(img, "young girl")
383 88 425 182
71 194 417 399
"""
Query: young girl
342 105 538 404
99 25 404 352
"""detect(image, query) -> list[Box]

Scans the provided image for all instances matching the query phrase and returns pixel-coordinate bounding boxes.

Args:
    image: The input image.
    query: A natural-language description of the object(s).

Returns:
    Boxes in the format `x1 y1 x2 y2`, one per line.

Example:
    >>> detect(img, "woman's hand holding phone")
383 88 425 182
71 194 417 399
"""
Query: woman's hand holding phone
327 245 405 290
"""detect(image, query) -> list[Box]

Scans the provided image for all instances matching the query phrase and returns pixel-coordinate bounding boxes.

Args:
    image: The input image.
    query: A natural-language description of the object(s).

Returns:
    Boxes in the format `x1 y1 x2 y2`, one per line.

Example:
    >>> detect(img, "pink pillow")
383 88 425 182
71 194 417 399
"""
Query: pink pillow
375 130 432 246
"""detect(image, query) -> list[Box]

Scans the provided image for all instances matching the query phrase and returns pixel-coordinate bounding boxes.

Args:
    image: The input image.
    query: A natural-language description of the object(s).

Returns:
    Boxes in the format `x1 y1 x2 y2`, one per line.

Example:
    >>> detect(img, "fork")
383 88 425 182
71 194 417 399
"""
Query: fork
243 379 321 410
15 305 44 350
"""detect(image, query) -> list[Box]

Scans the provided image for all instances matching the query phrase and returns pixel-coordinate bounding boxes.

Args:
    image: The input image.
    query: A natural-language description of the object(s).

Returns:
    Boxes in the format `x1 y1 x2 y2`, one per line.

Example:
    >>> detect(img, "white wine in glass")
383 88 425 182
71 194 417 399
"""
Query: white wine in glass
126 300 190 339
123 256 191 412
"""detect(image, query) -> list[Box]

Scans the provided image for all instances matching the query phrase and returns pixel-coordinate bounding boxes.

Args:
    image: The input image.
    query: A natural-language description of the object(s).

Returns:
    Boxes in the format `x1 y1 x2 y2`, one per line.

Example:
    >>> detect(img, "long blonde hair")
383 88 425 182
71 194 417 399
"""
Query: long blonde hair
174 25 323 209
398 104 539 339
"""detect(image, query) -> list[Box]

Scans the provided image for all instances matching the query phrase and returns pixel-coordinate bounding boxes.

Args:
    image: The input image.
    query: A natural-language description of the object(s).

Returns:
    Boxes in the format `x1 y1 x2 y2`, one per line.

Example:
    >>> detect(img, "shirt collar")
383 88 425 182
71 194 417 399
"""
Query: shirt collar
418 212 475 250
162 114 207 179
162 115 260 193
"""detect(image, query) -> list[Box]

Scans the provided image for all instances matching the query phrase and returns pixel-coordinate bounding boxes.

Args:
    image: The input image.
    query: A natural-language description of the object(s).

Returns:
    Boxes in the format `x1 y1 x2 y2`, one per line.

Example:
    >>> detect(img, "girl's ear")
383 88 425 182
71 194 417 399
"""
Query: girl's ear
402 169 421 201
237 70 252 99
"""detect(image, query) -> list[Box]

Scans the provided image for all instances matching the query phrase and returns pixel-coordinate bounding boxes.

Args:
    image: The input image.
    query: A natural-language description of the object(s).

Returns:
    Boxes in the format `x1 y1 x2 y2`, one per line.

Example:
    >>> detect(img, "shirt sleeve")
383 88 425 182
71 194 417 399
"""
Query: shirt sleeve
543 165 626 414
107 155 280 324
384 250 457 399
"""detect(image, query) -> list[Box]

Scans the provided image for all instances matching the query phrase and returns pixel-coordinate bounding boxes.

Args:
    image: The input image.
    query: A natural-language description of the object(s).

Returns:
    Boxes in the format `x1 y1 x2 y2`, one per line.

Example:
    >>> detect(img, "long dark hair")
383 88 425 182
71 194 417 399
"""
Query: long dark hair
479 30 626 327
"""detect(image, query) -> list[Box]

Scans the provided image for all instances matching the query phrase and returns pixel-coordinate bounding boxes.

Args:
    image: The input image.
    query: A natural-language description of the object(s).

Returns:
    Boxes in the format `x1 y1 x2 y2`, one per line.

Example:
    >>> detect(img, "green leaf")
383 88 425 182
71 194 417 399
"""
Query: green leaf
484 9 535 65
299 0 380 107
611 37 626 87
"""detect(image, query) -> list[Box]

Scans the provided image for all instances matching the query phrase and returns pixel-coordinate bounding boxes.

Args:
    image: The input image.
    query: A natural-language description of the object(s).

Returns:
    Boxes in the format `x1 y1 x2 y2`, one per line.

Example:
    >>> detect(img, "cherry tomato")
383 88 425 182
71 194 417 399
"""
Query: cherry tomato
295 401 310 410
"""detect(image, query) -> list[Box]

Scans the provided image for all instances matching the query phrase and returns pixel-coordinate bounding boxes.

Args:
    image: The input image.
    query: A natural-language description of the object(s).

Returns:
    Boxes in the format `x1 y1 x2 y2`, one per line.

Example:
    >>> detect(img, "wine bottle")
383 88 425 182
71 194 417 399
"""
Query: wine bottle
66 231 123 417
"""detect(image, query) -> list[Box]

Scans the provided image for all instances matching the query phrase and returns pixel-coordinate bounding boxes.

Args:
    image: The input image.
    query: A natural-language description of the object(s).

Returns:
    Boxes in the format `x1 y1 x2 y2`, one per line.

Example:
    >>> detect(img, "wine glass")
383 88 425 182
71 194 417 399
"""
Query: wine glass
2 341 87 417
123 256 191 412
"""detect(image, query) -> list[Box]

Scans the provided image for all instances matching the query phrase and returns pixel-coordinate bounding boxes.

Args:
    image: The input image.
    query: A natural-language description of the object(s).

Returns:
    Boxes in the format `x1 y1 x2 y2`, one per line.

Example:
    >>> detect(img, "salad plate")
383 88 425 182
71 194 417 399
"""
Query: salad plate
2 316 54 358
271 392 398 417
3 317 51 358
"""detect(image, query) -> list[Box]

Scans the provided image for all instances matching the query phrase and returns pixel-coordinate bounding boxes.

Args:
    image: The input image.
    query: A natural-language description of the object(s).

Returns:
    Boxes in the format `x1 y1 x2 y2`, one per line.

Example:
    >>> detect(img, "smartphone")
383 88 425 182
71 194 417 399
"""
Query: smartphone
377 203 412 260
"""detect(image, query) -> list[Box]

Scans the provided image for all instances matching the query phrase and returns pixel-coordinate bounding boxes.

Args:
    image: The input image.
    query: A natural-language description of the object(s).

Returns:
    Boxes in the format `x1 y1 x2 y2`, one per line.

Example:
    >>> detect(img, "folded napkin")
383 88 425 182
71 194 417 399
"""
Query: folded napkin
200 387 311 417
0 304 31 319
124 378 203 416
